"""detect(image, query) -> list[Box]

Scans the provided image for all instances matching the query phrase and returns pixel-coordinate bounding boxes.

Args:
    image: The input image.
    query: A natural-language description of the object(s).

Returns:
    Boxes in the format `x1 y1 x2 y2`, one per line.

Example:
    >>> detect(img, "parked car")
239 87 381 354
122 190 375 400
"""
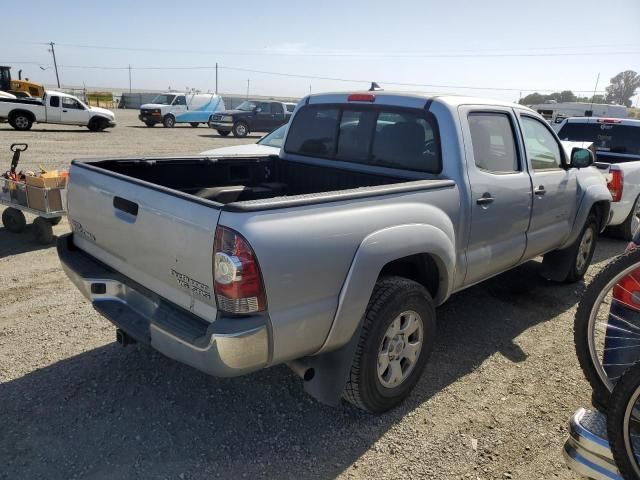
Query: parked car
139 92 225 128
557 117 640 240
208 100 294 137
58 91 610 413
0 91 116 131
199 124 287 157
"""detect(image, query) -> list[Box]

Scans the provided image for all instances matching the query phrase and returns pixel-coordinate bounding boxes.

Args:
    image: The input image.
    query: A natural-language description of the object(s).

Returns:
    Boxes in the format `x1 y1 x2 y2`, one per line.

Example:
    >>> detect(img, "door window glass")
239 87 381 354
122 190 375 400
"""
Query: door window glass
468 113 519 173
62 97 83 110
521 116 562 170
270 103 284 114
173 96 187 106
49 96 60 107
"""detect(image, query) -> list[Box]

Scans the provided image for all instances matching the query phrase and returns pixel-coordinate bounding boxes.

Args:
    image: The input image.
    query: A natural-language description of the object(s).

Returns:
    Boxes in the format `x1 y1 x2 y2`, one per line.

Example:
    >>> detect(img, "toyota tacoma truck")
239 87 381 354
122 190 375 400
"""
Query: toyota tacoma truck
0 91 116 131
208 100 294 137
58 92 610 413
557 117 640 240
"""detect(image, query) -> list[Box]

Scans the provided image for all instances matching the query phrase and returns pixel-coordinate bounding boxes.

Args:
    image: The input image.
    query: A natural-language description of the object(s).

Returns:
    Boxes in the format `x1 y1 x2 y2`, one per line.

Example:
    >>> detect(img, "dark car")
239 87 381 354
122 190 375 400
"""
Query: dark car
208 100 294 137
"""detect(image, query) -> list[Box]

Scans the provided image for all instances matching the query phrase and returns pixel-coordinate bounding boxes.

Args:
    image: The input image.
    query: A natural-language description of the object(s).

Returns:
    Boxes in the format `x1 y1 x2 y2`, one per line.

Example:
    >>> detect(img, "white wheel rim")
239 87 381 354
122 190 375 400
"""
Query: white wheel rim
377 310 423 388
576 226 594 272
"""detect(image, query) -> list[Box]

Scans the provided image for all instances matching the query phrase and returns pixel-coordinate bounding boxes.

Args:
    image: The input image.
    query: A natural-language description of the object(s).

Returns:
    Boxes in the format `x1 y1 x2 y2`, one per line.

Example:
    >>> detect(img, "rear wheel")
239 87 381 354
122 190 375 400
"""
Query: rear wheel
190 122 200 128
232 121 248 137
163 115 176 128
217 130 230 137
32 217 54 244
343 276 436 413
610 195 640 241
2 207 27 233
10 113 33 131
607 363 640 479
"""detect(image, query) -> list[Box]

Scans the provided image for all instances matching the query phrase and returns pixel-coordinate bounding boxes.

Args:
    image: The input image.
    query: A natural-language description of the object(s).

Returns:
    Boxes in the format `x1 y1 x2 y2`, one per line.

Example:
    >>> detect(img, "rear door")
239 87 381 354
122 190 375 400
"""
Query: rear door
460 107 533 285
67 164 220 322
46 95 62 123
518 113 578 257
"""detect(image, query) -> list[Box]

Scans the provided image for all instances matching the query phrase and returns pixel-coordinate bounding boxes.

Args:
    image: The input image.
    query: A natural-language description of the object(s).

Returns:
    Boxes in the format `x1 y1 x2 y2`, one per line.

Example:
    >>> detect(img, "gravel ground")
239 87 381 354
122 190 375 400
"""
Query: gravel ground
0 111 621 479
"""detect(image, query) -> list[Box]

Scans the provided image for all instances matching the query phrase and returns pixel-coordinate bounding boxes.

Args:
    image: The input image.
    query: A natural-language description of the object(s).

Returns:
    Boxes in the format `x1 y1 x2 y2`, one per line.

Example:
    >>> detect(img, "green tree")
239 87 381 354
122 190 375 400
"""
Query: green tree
605 70 640 107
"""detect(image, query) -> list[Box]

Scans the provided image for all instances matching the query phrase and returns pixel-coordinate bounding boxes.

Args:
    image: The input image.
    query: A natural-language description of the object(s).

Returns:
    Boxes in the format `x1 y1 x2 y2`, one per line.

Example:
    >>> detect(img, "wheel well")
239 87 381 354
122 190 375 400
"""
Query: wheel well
379 253 440 299
9 109 35 122
591 201 610 232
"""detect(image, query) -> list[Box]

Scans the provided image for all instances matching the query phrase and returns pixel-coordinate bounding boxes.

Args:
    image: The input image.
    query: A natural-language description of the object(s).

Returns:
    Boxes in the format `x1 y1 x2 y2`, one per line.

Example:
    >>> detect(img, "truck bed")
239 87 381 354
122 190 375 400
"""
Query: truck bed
76 155 441 209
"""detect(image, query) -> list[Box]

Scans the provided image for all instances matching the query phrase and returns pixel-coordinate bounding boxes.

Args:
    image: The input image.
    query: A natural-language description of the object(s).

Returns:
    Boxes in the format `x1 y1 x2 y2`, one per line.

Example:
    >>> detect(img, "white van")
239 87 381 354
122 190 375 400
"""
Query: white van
139 92 225 128
528 102 627 128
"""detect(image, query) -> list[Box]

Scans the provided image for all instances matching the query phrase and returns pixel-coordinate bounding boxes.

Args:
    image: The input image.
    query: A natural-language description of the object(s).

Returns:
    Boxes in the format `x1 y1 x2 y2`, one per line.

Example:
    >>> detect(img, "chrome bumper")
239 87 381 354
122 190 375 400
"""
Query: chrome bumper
563 408 621 480
57 234 269 377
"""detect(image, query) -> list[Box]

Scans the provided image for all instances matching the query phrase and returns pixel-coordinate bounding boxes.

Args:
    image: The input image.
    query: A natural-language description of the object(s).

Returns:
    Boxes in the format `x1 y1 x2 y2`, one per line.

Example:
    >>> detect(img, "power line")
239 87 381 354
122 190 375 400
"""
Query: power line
22 41 640 58
1 61 609 93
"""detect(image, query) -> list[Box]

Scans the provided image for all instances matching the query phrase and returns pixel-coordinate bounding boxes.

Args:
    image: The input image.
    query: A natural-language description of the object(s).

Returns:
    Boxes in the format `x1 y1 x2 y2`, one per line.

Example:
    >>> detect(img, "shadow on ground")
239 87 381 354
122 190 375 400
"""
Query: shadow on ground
0 238 626 479
0 225 54 258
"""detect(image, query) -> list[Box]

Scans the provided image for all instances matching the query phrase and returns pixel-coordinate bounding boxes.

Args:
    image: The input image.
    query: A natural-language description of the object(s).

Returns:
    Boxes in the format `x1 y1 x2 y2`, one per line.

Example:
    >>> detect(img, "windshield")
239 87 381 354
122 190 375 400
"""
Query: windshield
258 124 287 148
236 101 257 111
151 94 176 105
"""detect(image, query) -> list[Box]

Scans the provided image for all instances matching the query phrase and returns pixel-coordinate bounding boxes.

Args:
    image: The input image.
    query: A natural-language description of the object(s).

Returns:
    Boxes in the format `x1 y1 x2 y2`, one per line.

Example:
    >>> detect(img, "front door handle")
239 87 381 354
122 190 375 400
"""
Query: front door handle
534 186 546 196
476 193 495 206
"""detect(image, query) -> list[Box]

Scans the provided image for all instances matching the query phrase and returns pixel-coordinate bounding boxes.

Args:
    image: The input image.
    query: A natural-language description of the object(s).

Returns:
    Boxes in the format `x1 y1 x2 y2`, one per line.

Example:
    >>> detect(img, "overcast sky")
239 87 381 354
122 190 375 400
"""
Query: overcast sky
2 0 639 103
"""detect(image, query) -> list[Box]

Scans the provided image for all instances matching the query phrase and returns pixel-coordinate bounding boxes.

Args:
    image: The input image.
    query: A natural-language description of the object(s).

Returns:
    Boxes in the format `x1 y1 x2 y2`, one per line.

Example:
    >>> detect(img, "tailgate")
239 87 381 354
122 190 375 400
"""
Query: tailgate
67 163 220 322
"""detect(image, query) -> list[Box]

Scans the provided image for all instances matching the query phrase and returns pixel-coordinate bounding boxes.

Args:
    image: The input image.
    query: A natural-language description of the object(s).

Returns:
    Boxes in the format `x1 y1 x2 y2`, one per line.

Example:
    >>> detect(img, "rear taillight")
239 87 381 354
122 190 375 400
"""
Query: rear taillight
213 226 266 314
597 118 622 124
608 170 624 202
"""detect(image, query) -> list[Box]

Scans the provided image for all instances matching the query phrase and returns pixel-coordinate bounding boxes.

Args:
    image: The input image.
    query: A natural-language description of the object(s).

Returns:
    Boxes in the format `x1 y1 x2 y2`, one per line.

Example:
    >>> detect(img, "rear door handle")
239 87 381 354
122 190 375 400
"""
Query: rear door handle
113 196 139 216
476 193 494 206
534 186 546 196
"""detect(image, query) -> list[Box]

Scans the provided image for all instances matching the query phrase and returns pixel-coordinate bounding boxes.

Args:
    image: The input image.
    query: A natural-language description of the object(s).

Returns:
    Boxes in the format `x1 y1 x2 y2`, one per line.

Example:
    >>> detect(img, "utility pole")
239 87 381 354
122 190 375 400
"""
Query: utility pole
128 65 132 93
49 42 61 88
215 62 218 94
590 72 601 111
246 79 250 99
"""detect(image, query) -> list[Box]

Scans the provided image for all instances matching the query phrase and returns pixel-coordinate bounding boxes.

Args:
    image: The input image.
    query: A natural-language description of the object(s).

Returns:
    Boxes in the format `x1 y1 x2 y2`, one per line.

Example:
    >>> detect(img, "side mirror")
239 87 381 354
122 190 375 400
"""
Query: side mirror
570 147 594 169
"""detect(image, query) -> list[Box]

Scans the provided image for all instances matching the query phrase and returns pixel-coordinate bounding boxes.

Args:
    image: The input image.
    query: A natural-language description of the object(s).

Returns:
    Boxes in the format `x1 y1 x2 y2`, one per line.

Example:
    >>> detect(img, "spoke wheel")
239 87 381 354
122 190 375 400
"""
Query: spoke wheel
377 311 423 388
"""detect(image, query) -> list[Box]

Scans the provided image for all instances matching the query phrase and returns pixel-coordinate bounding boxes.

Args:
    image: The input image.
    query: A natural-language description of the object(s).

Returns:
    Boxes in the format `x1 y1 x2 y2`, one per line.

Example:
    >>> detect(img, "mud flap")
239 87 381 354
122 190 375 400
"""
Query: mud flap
540 246 575 282
301 319 364 406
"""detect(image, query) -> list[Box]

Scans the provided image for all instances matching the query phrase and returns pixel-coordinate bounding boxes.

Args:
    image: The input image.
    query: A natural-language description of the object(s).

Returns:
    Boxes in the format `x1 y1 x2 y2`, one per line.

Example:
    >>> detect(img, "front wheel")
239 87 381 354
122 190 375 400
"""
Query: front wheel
566 213 599 283
343 276 436 413
88 118 107 132
232 121 248 137
145 121 156 128
217 130 230 137
163 115 176 128
190 122 200 128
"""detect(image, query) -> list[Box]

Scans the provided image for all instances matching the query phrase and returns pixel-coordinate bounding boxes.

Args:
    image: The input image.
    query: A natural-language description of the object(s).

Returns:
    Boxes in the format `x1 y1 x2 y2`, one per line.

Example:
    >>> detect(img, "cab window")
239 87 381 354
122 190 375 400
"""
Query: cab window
62 97 84 110
49 96 60 107
521 116 562 170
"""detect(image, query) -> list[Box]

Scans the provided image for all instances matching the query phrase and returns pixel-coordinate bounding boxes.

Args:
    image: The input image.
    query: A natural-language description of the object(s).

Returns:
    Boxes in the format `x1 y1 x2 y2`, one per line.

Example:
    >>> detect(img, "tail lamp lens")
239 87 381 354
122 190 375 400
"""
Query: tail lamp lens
213 226 266 314
613 268 640 312
608 170 624 202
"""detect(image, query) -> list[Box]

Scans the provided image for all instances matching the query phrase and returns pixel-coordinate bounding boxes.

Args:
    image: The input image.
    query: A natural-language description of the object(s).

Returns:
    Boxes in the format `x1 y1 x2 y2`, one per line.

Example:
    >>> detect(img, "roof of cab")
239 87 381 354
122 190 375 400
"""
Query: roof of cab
305 90 534 112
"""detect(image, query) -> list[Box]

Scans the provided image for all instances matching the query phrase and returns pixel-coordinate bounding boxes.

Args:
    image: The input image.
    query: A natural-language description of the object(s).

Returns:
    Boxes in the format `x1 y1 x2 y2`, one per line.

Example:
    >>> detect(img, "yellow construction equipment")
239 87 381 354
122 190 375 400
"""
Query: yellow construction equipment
0 66 45 98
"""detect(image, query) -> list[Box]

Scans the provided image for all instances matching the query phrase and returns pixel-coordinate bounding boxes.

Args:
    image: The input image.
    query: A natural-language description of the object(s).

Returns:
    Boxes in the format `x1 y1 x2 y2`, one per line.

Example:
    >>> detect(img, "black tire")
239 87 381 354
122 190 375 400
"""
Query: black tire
607 362 640 479
565 213 599 283
232 121 249 137
2 207 27 233
145 121 156 127
48 216 62 226
190 122 200 128
609 196 640 242
87 118 107 132
9 112 33 131
163 115 176 128
343 276 436 413
574 248 640 410
32 217 54 244
217 130 230 137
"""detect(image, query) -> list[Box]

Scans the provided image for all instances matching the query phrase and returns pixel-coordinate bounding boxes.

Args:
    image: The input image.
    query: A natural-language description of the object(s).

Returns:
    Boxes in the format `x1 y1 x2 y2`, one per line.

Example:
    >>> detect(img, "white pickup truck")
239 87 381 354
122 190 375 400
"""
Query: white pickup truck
0 91 116 132
557 117 640 240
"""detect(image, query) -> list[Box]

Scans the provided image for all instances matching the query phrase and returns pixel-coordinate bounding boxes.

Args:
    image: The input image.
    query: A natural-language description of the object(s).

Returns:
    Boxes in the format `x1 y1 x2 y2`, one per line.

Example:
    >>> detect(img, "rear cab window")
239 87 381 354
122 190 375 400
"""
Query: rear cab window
284 104 441 173
558 121 640 157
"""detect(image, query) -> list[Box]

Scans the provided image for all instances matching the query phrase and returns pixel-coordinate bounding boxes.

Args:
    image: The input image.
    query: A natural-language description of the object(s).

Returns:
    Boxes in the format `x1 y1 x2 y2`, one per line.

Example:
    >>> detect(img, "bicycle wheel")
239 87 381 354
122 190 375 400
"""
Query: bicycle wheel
607 362 640 479
575 248 640 409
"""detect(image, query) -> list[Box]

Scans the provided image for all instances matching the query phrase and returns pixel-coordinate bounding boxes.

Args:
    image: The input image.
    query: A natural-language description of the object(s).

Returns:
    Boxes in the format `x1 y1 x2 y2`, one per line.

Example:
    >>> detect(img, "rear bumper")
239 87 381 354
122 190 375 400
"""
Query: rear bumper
57 233 270 377
563 408 621 479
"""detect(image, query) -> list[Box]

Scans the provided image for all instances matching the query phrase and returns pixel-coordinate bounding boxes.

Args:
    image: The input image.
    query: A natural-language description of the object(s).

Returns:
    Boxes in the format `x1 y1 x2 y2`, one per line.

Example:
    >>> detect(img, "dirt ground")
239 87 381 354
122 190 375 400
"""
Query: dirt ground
0 111 618 479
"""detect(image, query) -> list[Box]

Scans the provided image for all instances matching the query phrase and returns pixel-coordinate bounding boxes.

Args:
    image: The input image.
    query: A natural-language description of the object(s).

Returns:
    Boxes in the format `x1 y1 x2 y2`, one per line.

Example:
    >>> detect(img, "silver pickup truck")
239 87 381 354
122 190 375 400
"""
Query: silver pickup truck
58 92 611 413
